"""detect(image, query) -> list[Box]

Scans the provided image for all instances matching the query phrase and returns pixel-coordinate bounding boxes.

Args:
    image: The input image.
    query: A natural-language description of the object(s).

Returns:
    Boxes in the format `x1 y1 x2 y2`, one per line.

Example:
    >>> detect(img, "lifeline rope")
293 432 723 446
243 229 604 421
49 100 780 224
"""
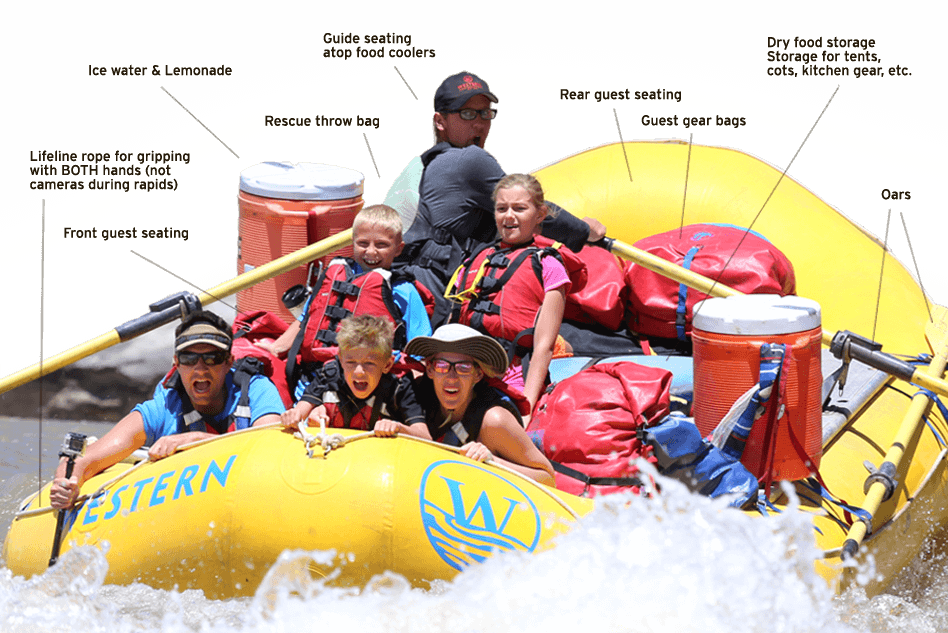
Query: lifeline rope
17 422 584 524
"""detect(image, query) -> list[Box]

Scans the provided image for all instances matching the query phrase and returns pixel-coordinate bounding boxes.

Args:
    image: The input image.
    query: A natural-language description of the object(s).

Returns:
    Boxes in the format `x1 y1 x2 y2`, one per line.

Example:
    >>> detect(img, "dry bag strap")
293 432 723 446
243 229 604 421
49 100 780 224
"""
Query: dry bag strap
551 460 644 496
676 245 700 341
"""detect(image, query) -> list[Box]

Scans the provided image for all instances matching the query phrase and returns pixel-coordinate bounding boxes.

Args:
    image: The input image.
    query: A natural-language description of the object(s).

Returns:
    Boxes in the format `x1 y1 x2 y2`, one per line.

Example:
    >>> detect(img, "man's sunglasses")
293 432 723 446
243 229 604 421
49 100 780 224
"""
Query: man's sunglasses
444 108 497 121
430 359 477 375
177 350 229 366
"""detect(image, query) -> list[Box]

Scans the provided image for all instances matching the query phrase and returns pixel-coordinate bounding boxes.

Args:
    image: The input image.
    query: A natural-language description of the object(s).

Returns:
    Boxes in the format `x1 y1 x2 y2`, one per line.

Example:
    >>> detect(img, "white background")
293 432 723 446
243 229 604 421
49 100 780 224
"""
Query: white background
2 1 943 379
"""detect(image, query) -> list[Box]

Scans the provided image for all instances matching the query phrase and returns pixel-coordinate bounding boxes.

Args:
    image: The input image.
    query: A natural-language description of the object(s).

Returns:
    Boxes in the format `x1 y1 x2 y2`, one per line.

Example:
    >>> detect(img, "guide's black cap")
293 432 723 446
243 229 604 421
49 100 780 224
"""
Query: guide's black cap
434 72 498 112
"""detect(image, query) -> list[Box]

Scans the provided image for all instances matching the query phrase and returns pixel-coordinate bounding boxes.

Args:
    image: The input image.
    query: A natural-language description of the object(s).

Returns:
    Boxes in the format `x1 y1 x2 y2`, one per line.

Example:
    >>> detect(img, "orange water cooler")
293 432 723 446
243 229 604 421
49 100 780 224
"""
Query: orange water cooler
237 162 364 323
692 294 823 482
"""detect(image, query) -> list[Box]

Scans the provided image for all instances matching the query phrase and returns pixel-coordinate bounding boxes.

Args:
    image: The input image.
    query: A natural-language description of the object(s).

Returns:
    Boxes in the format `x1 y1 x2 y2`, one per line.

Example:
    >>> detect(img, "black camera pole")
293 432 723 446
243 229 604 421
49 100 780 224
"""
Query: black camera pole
48 432 87 567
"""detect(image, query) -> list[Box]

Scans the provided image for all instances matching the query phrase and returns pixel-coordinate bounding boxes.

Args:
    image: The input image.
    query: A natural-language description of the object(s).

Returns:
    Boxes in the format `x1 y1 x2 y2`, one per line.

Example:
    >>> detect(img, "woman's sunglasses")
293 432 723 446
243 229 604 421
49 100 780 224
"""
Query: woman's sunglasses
430 359 477 375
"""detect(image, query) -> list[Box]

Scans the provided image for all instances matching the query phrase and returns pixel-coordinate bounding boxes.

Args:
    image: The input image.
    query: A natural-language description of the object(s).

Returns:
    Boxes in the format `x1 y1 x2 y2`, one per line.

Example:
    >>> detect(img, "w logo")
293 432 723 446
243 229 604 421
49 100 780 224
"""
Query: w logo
420 460 541 571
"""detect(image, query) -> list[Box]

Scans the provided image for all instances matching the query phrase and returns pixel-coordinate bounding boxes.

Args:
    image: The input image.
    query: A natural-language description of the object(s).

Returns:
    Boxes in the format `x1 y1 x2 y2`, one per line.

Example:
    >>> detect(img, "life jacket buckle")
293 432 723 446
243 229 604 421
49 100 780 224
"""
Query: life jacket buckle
486 252 510 267
470 299 501 315
316 329 338 345
324 305 352 321
331 280 360 297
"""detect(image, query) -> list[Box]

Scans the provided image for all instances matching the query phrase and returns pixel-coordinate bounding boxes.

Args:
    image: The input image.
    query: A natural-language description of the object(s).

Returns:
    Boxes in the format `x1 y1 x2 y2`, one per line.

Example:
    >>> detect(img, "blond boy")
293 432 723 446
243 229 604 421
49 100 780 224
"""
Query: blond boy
280 315 430 438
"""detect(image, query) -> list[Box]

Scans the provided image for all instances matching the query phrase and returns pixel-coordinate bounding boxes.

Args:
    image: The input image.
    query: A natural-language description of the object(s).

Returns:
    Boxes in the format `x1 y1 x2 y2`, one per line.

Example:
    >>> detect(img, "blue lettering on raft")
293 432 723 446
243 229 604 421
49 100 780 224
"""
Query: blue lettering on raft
173 464 200 500
150 470 175 506
79 454 238 526
82 492 105 526
130 477 155 512
201 455 236 492
103 484 129 520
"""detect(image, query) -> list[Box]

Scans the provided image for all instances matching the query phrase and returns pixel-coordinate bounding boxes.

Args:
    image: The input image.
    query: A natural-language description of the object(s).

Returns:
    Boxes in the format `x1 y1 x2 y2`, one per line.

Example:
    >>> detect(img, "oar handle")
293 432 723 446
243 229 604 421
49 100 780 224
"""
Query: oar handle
831 330 948 400
839 307 948 560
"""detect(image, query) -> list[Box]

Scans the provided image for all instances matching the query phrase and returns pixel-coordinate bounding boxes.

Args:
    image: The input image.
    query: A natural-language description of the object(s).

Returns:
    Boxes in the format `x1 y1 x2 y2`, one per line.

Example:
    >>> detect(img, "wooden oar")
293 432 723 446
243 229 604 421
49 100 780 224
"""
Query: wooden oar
0 229 353 396
606 236 948 399
839 303 948 560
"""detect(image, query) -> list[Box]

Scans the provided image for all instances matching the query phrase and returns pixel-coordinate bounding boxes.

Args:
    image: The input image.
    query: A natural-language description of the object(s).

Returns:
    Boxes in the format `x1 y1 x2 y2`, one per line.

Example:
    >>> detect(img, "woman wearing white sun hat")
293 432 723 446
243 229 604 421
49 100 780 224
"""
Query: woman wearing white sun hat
407 324 555 486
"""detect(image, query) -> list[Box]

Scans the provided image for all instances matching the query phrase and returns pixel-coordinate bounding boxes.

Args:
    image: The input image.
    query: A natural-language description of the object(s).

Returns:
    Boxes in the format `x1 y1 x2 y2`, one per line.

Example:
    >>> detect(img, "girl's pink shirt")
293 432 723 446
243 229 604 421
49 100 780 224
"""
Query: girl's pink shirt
502 253 570 392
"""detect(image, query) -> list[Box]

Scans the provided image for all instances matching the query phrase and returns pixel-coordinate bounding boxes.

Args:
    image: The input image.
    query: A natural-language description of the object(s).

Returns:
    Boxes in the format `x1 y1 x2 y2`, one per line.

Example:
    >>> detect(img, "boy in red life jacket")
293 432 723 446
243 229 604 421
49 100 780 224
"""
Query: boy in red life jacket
280 315 431 438
446 174 579 414
255 204 433 381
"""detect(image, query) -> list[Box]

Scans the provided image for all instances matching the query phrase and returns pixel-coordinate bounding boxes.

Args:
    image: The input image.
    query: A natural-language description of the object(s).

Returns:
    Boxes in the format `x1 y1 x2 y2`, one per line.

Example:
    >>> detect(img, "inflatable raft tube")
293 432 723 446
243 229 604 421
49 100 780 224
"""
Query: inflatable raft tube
3 427 592 599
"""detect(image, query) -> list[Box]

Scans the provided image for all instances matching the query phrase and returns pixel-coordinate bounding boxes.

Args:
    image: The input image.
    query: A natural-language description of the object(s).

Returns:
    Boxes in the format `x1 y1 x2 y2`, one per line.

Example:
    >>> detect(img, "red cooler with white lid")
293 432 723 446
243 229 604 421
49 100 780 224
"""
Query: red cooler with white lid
237 162 364 323
692 294 823 482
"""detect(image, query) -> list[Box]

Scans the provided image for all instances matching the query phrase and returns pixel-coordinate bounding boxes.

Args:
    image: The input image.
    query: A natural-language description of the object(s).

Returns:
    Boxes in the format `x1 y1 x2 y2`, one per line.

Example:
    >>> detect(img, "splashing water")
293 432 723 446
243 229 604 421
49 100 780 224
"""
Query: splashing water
1 474 881 633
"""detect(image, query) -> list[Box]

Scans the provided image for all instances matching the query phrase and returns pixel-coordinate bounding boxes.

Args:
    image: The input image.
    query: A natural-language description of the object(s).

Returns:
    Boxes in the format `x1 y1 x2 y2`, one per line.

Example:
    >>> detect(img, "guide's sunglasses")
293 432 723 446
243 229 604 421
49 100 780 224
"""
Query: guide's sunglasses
177 350 229 366
430 359 478 375
444 108 497 121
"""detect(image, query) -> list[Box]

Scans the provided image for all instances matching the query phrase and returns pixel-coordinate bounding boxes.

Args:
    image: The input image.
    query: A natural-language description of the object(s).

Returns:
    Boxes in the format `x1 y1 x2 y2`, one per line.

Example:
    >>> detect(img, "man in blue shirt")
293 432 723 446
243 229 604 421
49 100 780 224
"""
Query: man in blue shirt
50 311 284 509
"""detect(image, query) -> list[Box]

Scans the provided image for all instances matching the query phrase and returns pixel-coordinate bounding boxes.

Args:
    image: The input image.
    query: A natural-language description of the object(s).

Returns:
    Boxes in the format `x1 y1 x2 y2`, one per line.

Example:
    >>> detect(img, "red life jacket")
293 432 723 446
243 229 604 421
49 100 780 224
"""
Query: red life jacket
446 235 586 352
312 360 399 431
294 258 406 364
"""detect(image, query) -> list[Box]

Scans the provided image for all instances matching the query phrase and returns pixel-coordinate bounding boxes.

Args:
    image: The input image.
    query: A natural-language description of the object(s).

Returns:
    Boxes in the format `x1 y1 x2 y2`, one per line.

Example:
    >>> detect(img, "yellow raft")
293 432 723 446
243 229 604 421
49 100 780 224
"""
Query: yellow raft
5 141 947 598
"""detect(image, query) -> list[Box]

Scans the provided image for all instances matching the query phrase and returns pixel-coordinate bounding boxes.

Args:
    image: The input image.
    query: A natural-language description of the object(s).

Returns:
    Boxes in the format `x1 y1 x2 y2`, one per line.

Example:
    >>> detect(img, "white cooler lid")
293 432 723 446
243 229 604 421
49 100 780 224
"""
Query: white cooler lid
693 294 821 335
239 162 364 200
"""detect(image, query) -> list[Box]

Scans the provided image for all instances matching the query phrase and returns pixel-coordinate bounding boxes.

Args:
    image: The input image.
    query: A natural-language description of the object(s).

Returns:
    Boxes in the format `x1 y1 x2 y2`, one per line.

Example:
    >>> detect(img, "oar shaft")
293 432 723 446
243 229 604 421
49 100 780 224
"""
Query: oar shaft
607 238 838 348
0 229 354 396
0 332 121 394
196 229 353 306
831 330 948 400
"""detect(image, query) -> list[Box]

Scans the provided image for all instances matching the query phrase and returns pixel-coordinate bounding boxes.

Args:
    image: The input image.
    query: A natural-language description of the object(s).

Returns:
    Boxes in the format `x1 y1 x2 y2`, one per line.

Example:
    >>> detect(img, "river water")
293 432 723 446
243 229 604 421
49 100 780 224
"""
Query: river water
1 416 947 633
